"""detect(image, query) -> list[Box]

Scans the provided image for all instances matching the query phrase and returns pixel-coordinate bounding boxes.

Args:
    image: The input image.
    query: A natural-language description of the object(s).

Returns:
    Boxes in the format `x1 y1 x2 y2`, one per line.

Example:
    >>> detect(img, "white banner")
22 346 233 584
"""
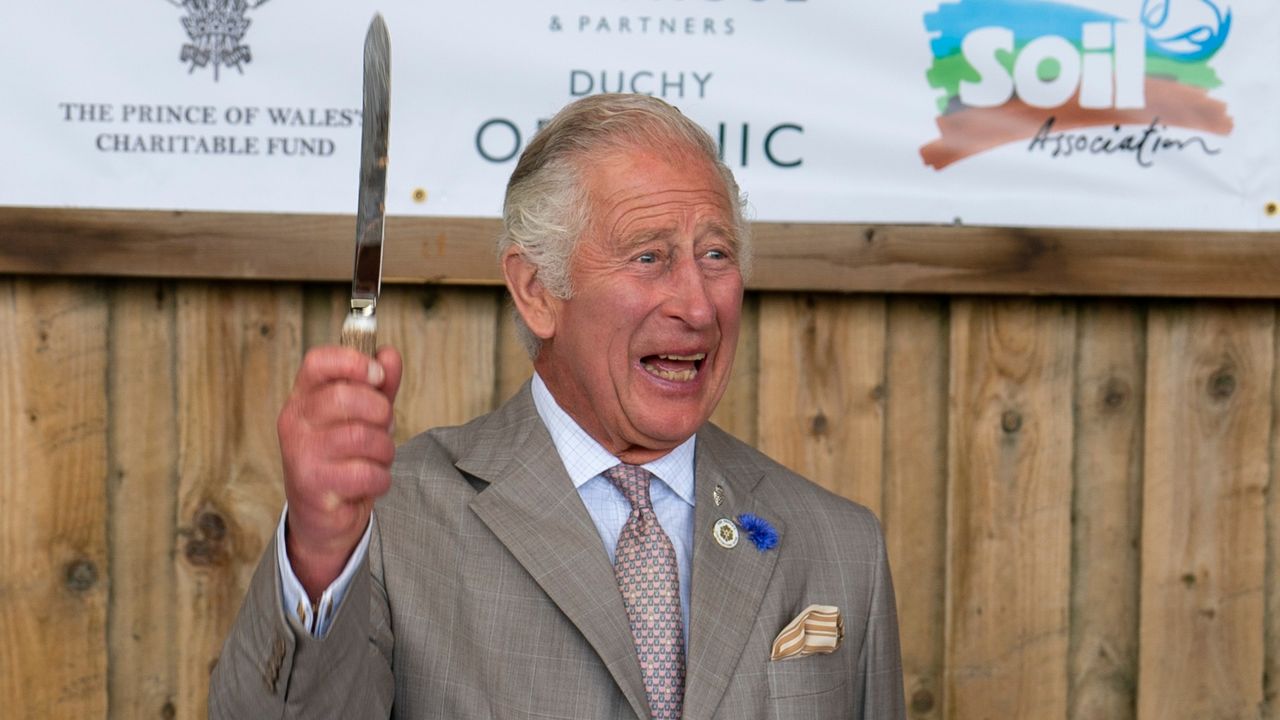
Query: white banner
2 0 1277 230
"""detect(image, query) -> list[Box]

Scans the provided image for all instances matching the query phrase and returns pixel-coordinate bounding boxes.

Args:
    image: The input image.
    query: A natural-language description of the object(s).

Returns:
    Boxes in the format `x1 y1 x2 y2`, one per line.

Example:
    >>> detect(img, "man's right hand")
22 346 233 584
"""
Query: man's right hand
277 345 403 600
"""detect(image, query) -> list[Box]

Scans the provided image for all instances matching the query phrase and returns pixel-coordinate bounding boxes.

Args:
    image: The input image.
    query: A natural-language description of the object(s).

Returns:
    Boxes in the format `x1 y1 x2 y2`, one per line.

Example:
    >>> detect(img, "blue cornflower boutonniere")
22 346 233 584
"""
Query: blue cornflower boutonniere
736 513 778 552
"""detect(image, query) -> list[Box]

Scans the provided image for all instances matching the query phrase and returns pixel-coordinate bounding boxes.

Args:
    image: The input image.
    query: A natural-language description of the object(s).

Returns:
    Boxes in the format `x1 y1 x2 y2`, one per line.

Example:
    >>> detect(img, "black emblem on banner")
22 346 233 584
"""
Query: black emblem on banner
166 0 271 81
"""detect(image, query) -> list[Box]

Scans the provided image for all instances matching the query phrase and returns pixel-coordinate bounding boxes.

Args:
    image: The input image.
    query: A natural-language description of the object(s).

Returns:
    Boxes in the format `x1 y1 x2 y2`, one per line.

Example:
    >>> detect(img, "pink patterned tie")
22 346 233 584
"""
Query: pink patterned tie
603 464 685 719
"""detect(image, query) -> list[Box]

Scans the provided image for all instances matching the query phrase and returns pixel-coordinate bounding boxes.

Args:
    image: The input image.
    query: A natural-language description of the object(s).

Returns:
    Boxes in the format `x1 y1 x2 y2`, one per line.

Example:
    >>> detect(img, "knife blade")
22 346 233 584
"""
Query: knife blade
340 13 391 357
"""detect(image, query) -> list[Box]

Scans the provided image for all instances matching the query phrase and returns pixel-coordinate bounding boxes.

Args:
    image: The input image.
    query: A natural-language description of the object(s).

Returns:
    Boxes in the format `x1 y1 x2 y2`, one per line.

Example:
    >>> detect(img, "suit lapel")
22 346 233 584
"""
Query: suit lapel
683 427 782 719
460 387 649 720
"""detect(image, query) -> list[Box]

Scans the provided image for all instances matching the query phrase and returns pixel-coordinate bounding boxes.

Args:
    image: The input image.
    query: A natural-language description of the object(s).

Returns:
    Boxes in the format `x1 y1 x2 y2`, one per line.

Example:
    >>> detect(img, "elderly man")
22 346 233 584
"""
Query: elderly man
210 93 904 719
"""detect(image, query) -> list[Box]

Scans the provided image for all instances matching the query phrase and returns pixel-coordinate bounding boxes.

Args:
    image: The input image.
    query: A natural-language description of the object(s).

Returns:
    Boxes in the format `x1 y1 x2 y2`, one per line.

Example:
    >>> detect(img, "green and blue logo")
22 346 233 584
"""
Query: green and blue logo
920 0 1233 169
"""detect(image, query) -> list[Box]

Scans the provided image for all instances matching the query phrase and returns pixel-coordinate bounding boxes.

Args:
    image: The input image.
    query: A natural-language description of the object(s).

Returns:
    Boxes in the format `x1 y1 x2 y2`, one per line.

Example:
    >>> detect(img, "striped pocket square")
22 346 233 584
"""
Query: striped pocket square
770 604 844 661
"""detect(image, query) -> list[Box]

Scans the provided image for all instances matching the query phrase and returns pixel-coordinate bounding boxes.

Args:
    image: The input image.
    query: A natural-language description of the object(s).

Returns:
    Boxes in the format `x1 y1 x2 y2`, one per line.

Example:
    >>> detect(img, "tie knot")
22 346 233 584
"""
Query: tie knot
602 464 655 511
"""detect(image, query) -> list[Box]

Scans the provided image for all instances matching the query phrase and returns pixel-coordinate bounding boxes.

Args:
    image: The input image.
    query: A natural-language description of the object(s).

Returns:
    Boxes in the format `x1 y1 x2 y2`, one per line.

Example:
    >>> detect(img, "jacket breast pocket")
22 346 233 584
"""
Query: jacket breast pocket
766 648 848 700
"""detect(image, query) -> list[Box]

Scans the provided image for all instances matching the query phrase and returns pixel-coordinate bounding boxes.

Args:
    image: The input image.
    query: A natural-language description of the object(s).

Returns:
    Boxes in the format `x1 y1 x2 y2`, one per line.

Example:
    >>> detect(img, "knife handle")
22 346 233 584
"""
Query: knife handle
340 310 377 357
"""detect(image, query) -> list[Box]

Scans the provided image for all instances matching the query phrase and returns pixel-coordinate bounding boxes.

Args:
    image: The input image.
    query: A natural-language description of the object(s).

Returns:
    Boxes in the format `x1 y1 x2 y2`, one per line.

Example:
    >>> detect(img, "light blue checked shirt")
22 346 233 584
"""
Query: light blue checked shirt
279 373 697 648
529 373 696 650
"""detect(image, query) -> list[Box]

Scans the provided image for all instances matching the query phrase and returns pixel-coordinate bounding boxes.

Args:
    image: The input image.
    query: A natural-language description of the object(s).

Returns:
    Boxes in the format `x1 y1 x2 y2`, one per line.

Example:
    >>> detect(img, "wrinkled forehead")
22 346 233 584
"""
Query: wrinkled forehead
578 144 738 235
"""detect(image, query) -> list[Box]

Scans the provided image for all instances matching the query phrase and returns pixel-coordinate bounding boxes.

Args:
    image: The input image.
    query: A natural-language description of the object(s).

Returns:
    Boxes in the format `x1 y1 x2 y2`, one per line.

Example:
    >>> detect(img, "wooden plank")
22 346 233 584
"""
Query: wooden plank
371 285 500 440
302 282 344 349
494 289 534 409
107 280 181 719
4 207 1280 298
1068 303 1145 720
173 282 302 715
0 209 503 286
746 224 1280 298
1268 312 1280 720
881 297 949 720
1138 302 1271 720
0 279 109 718
757 293 886 512
709 292 761 446
945 298 1075 719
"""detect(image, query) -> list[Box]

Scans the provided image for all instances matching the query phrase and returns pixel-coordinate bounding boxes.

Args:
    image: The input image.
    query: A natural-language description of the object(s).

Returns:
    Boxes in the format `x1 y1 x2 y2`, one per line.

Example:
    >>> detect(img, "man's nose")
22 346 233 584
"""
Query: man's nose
662 256 715 328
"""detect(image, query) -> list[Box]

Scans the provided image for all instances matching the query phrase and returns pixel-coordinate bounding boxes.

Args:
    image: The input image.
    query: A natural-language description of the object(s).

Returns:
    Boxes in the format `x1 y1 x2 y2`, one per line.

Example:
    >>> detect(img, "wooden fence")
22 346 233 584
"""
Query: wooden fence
2 277 1277 719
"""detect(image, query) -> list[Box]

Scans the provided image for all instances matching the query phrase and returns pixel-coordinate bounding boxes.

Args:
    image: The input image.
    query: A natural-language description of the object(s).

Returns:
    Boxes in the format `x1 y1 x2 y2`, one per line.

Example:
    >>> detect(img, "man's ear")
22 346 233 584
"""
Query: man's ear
502 248 558 340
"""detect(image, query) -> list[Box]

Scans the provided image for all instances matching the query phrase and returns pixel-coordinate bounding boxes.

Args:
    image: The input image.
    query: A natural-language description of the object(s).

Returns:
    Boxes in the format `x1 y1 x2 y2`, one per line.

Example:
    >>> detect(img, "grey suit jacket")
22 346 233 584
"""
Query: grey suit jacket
210 385 904 719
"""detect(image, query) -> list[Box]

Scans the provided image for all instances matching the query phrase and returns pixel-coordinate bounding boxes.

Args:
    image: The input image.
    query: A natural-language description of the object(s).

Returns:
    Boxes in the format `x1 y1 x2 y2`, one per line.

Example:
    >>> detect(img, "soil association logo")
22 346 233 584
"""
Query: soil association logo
166 0 271 81
920 0 1233 169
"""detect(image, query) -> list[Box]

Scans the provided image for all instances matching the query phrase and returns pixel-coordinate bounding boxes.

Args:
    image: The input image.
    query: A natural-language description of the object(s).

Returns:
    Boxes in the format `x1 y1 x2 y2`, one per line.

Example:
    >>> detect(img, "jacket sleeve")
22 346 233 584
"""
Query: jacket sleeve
857 522 907 719
208 531 395 719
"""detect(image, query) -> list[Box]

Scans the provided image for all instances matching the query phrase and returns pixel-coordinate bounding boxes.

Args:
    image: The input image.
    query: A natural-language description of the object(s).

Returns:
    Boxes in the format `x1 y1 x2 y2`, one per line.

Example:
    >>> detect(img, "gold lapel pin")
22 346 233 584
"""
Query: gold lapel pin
713 518 739 549
713 484 725 507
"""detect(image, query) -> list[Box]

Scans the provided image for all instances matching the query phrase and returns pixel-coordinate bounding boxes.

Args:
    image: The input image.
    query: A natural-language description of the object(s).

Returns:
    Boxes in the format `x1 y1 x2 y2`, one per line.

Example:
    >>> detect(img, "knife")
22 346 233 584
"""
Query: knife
340 13 391 357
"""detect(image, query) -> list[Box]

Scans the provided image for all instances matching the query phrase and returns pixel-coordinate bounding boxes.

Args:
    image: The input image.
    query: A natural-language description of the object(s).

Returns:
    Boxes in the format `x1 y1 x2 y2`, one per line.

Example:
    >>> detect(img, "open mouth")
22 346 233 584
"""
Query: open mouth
641 353 706 382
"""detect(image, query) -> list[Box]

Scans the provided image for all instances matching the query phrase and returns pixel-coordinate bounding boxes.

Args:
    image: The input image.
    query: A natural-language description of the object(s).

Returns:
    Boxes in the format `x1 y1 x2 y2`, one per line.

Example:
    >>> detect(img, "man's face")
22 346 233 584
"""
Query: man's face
536 146 744 463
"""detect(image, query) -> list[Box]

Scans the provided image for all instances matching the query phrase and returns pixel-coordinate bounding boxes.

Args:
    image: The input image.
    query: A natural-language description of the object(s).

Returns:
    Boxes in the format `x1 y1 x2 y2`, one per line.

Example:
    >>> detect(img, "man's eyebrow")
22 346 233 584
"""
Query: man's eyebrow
701 220 740 247
616 227 674 249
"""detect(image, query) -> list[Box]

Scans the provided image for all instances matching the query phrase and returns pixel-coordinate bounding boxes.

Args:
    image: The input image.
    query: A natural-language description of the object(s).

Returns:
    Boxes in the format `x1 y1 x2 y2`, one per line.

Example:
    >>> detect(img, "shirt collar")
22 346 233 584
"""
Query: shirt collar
531 373 696 506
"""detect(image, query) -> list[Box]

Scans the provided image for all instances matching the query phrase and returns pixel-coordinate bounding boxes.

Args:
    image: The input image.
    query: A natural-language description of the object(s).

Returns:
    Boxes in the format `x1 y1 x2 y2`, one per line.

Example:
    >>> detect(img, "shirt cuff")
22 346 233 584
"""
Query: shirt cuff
276 505 373 638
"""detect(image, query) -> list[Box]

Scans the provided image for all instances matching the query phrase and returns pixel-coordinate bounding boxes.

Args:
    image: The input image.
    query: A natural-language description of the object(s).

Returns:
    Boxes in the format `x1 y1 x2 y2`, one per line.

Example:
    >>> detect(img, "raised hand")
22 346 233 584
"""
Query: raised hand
277 345 403 599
